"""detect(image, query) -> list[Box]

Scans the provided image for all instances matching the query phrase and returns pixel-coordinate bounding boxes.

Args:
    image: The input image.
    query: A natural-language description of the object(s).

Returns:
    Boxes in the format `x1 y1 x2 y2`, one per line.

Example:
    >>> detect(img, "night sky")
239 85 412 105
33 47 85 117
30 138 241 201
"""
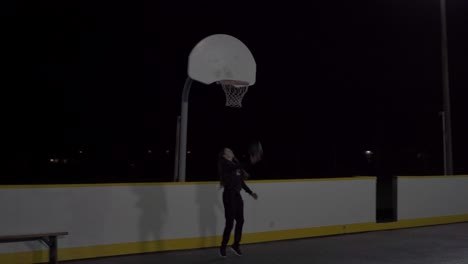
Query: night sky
3 1 468 183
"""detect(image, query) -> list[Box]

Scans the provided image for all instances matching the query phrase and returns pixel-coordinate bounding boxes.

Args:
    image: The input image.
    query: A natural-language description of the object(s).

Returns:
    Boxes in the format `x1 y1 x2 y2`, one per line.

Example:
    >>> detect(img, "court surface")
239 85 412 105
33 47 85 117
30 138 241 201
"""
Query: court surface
66 222 468 264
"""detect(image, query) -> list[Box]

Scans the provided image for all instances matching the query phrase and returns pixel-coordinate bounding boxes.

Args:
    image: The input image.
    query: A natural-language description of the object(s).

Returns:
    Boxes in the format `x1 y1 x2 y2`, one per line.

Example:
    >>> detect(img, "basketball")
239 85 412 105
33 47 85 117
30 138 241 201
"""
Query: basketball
248 141 263 164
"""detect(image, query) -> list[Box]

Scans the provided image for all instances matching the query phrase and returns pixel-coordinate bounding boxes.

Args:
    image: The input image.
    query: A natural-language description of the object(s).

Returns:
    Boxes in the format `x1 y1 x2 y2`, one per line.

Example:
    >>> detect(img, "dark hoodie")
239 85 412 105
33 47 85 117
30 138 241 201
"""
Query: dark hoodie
218 158 253 194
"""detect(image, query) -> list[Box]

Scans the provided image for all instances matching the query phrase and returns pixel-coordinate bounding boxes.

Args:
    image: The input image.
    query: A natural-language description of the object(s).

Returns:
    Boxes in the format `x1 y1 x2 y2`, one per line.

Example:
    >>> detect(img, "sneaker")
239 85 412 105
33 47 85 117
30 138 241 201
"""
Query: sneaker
230 245 242 256
219 247 226 258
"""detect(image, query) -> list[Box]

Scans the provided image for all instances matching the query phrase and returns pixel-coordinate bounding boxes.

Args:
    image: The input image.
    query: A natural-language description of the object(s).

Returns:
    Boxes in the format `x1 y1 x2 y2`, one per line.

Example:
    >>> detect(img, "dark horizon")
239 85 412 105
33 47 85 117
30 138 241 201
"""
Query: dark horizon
4 1 468 183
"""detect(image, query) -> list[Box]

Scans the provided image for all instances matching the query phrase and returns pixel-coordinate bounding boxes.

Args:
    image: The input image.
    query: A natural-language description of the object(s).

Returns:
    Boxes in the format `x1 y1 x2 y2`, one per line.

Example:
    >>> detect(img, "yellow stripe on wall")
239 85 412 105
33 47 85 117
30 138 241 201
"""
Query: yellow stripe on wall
397 175 468 179
2 213 468 264
0 177 376 189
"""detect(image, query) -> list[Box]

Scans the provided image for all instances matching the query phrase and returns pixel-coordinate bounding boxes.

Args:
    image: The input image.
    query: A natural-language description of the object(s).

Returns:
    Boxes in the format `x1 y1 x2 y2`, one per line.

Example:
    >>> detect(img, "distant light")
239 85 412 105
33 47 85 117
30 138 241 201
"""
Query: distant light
78 150 83 154
165 150 170 155
187 150 191 154
147 150 153 154
364 150 373 155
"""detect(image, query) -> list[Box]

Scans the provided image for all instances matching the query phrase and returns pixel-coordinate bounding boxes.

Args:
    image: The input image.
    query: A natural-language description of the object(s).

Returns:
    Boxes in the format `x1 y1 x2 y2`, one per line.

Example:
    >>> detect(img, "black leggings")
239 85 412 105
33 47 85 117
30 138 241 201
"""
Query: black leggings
221 190 244 247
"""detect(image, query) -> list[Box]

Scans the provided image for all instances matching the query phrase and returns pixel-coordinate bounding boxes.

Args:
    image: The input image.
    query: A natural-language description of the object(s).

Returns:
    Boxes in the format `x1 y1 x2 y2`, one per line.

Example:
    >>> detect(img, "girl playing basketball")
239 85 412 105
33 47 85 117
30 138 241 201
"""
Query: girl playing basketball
218 148 258 257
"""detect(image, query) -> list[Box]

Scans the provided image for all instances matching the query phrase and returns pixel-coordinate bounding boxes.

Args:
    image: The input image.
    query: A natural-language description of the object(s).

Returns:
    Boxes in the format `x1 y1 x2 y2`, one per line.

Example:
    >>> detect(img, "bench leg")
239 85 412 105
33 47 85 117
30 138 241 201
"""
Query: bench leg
49 236 58 264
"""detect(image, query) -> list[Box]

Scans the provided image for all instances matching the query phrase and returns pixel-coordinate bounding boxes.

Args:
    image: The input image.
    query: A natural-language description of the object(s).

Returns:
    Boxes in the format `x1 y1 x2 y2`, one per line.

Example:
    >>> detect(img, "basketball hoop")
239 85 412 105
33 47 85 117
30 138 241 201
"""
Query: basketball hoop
218 80 249 108
176 34 257 182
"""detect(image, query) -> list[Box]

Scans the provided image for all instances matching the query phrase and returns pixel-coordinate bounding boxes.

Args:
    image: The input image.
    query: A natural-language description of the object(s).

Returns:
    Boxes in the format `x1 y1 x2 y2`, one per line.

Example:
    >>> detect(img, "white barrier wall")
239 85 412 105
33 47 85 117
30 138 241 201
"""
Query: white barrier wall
397 176 468 220
0 178 376 255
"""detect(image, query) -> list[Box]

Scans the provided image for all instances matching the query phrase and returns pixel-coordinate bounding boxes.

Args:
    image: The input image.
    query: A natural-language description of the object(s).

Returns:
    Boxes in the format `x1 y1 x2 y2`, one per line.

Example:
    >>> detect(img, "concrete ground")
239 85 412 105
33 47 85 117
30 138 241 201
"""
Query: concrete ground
65 222 468 264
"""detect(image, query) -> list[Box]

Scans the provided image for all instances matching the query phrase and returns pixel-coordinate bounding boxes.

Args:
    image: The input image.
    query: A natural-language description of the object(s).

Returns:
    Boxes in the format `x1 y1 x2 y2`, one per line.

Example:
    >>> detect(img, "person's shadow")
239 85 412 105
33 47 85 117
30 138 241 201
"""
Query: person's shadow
133 185 167 253
196 183 223 248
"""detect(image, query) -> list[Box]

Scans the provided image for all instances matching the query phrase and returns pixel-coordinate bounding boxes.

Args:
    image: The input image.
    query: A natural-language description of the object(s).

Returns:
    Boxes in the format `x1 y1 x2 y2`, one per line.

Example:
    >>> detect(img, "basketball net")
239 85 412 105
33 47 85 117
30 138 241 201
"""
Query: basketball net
219 81 249 108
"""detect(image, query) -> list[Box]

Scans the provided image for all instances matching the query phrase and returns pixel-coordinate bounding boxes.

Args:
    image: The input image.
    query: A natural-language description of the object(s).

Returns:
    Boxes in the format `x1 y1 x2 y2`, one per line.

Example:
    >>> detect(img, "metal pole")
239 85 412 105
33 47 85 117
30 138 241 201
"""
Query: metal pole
440 0 454 175
174 116 181 181
440 111 447 175
178 78 193 182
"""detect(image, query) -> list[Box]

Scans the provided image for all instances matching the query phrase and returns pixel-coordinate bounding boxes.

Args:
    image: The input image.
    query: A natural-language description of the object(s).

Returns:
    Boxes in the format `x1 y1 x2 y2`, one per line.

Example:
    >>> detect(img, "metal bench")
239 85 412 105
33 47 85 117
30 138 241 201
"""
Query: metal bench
0 232 68 264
